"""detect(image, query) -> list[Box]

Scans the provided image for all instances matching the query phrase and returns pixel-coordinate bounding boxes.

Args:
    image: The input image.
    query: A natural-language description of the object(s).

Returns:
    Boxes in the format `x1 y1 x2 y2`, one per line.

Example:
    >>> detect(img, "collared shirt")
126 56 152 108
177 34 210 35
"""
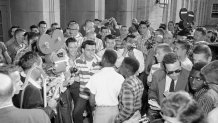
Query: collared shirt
164 75 177 92
74 54 101 99
86 67 124 106
116 48 145 73
115 75 144 122
181 57 193 71
194 88 215 114
83 37 104 53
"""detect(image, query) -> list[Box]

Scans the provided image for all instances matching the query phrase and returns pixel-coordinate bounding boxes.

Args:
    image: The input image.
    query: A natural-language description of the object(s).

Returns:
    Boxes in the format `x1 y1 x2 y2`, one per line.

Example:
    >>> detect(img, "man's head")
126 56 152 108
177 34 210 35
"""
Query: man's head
192 44 212 64
101 49 117 67
66 37 78 56
38 21 47 35
84 20 95 34
14 28 25 44
51 22 58 30
120 26 128 36
168 21 174 32
194 27 207 42
86 31 96 41
189 62 207 92
163 31 174 45
176 29 190 40
81 40 96 61
105 34 116 49
100 26 111 39
67 22 80 37
201 60 218 86
30 25 39 33
0 74 14 103
155 43 173 63
206 30 217 43
94 19 102 28
119 57 139 77
139 20 150 35
174 40 191 59
162 52 181 80
8 25 20 38
0 65 22 95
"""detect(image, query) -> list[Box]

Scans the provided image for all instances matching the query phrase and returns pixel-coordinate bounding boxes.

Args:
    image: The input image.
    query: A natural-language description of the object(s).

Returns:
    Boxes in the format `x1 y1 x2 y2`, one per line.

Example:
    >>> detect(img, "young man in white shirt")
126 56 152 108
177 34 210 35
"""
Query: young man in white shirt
86 49 124 123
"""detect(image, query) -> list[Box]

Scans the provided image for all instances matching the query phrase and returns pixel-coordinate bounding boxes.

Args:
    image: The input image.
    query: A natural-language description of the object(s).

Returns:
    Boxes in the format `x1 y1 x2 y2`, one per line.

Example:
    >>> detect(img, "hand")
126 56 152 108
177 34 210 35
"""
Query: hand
148 99 161 110
48 98 57 110
163 91 172 97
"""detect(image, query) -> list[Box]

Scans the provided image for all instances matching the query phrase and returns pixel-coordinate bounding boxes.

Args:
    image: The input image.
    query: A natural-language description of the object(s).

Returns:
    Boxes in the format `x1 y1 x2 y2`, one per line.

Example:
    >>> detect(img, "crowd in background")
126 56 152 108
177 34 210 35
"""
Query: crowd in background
0 16 218 123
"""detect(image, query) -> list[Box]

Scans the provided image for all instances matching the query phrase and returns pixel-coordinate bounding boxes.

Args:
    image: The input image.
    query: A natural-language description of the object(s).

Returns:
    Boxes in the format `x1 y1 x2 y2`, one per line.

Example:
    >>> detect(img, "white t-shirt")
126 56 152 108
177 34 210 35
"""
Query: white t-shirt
86 67 124 106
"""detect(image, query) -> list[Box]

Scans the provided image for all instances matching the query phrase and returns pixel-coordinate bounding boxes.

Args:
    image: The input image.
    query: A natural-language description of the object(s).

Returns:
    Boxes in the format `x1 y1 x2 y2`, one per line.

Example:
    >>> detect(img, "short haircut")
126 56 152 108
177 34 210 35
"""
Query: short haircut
122 57 139 74
192 62 207 71
124 34 136 42
176 40 192 52
155 28 165 36
30 25 38 30
51 22 58 27
18 51 39 71
24 32 39 42
94 19 102 22
201 60 218 83
38 21 47 27
8 25 20 38
161 91 205 123
139 20 150 27
67 20 77 27
155 43 173 54
121 25 127 28
105 34 116 41
102 49 117 65
0 73 13 100
193 44 212 59
196 27 207 36
159 23 167 30
66 37 77 47
84 19 93 26
162 52 178 65
81 40 96 49
0 64 21 75
168 21 174 25
14 28 25 37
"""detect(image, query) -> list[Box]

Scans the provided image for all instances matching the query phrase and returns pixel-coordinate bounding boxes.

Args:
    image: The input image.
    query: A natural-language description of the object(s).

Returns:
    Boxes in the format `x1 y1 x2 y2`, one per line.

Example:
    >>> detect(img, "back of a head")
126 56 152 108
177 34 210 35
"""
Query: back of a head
155 43 173 54
193 44 212 59
18 51 39 71
123 57 139 74
102 49 117 65
0 73 14 102
161 91 205 123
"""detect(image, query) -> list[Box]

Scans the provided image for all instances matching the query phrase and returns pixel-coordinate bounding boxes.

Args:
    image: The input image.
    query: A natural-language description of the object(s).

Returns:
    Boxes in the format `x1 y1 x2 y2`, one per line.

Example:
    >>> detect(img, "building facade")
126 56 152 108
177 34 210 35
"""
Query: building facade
0 0 217 42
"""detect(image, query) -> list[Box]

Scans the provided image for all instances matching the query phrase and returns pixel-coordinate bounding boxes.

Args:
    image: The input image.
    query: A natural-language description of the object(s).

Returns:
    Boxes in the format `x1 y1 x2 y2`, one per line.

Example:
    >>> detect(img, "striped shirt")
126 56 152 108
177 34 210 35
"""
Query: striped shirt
115 75 144 122
74 54 101 99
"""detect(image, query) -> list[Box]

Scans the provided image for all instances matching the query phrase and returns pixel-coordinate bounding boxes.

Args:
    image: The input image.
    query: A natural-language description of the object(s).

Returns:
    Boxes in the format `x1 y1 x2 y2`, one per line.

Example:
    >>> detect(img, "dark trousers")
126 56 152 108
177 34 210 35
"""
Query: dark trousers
73 97 88 123
69 82 80 105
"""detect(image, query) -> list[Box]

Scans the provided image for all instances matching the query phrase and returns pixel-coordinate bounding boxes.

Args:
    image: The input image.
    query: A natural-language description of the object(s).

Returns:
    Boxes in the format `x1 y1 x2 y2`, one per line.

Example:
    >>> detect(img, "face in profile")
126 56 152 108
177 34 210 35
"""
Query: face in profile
189 70 205 91
165 60 181 80
10 71 23 94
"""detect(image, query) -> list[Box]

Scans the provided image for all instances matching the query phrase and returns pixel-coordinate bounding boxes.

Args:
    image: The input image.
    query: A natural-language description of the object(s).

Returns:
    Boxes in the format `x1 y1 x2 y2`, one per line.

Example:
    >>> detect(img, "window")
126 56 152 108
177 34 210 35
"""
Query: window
211 4 218 18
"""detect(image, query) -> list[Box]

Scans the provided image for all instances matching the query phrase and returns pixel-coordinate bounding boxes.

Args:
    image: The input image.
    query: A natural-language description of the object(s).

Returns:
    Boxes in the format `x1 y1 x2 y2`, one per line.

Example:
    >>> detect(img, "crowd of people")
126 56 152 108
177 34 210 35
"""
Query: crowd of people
0 16 218 123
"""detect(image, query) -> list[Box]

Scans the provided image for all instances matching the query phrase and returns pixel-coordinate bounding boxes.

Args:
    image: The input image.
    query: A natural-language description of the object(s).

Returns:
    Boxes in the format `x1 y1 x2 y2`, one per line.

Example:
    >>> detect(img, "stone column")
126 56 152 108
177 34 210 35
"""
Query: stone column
10 0 60 30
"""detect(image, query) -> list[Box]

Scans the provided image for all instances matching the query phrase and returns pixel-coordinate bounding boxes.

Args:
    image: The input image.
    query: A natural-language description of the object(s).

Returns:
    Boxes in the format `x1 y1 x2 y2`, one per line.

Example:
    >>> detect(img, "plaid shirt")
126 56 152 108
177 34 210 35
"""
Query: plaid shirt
194 87 215 114
115 75 144 122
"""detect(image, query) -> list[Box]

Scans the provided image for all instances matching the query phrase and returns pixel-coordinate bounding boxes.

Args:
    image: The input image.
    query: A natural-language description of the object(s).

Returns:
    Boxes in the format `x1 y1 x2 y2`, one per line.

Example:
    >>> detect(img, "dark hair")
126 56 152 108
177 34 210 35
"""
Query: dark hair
81 40 96 49
159 23 167 30
193 44 212 59
139 20 150 27
30 25 38 30
155 43 173 53
162 52 179 65
94 19 102 22
8 25 20 38
122 57 139 74
24 32 39 45
192 62 207 72
18 51 39 71
105 34 116 41
51 22 58 27
66 37 77 47
177 29 191 37
38 21 47 27
176 40 192 53
46 28 54 35
100 26 109 32
102 49 117 65
155 28 165 36
124 34 136 42
196 27 207 36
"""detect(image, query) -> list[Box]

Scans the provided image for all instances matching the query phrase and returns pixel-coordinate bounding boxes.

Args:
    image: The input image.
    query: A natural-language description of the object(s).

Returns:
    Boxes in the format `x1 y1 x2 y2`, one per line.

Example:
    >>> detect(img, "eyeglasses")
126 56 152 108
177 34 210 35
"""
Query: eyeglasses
166 69 181 75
